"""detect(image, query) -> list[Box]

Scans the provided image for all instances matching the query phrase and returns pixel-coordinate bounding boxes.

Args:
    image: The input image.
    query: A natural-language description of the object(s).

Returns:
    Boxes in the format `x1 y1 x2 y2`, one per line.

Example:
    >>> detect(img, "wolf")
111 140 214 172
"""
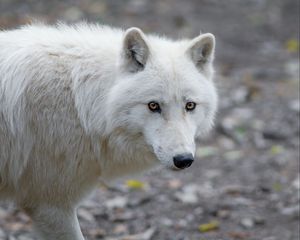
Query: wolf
0 23 218 239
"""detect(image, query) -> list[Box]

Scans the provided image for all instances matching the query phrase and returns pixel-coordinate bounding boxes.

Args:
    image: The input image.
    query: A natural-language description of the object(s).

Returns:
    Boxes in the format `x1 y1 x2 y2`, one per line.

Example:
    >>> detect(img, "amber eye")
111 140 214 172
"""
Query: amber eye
148 101 161 113
185 102 196 111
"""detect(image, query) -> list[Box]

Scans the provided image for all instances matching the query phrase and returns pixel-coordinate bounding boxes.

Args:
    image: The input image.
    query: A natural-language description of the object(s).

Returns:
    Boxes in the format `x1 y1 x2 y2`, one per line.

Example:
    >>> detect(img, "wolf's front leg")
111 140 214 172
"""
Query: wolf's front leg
26 205 85 240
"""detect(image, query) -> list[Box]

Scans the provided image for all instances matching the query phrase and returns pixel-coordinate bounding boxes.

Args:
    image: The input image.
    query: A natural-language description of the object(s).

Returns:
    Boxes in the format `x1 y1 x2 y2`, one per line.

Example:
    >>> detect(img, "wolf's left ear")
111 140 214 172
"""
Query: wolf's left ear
186 33 215 71
122 27 149 73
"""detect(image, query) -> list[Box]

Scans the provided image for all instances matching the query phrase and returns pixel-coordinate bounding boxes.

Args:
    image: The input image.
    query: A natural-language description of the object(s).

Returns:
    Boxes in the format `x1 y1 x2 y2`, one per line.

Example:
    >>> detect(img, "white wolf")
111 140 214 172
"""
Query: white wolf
0 23 218 240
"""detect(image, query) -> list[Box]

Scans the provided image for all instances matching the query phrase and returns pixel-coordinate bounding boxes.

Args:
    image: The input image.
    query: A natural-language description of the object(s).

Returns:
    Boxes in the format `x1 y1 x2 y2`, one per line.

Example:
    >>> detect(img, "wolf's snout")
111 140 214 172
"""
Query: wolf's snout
173 153 194 169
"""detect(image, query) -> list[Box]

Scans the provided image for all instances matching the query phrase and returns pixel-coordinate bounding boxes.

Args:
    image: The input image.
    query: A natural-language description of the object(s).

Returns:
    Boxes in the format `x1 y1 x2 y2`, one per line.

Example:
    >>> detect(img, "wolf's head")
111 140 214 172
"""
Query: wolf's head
105 28 218 170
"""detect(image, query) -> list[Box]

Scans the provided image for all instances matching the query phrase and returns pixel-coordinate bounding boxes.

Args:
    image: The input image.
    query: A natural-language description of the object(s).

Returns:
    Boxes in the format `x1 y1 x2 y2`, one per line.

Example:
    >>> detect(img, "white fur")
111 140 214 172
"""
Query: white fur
0 23 218 239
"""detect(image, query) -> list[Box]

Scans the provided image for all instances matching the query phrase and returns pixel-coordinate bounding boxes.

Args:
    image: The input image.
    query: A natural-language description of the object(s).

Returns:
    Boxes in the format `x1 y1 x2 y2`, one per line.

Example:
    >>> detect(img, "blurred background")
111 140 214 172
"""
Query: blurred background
0 0 299 239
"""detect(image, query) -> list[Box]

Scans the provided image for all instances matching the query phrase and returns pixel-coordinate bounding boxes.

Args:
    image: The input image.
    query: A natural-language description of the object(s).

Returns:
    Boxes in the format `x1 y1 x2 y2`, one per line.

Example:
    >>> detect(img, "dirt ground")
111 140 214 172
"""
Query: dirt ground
0 0 299 239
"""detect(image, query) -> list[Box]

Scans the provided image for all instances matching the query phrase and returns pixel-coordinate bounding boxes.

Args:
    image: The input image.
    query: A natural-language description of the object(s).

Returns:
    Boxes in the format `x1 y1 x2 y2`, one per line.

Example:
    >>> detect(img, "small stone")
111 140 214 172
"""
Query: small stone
240 218 254 229
233 197 253 206
8 236 17 240
177 219 188 228
0 207 7 219
0 229 6 238
231 86 249 104
263 129 288 140
128 194 152 207
285 60 299 80
204 169 222 180
64 7 83 22
175 184 199 204
262 237 276 240
64 7 83 21
292 176 300 190
254 216 265 225
77 208 95 222
223 185 244 195
160 217 173 227
110 210 135 222
168 179 183 189
17 236 33 240
228 231 250 239
105 196 128 209
113 224 128 235
195 207 204 215
253 132 267 149
289 99 300 113
196 146 218 158
88 228 106 238
280 204 300 218
218 137 236 150
224 150 243 161
217 209 231 219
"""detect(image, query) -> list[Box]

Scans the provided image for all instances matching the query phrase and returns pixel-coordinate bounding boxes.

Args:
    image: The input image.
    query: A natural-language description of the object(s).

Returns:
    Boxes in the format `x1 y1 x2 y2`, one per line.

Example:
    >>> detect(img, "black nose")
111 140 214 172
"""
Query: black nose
173 153 194 169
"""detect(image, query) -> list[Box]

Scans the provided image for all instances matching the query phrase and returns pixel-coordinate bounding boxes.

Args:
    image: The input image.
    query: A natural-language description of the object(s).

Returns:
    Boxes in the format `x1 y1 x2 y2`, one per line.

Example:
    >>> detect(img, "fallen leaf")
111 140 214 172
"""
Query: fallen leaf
270 145 284 155
126 180 145 190
198 220 219 232
272 182 282 192
286 39 299 53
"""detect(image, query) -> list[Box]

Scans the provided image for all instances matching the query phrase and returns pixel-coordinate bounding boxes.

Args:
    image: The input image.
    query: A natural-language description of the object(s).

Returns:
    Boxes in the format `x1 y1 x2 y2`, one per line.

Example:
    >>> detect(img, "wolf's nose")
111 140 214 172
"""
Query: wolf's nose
173 153 194 169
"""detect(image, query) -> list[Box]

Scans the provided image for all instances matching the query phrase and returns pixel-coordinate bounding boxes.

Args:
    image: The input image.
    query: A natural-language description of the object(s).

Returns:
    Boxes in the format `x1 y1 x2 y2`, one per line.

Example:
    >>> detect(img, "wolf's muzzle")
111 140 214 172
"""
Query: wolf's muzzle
173 153 194 169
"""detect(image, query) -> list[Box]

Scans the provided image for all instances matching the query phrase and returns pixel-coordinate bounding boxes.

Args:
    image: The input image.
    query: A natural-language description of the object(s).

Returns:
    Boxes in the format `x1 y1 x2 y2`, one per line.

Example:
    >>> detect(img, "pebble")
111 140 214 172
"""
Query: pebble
160 217 173 227
17 236 34 240
224 150 243 161
292 176 300 190
63 7 83 21
0 229 6 238
280 204 300 218
263 129 288 140
112 224 128 235
88 228 107 238
254 216 266 225
231 86 249 104
285 60 299 80
175 187 198 204
289 99 300 113
217 209 231 219
240 218 254 229
168 179 183 189
77 208 95 222
262 237 276 240
104 196 128 209
253 131 268 149
0 207 7 219
227 197 253 207
109 210 135 222
196 146 218 158
218 136 236 150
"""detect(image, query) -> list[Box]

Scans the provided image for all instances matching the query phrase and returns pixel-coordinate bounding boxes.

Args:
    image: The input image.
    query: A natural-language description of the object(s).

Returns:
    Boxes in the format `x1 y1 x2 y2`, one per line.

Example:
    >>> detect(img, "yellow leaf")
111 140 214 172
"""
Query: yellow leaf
286 39 299 53
273 182 282 192
270 145 284 155
126 180 145 190
198 220 219 232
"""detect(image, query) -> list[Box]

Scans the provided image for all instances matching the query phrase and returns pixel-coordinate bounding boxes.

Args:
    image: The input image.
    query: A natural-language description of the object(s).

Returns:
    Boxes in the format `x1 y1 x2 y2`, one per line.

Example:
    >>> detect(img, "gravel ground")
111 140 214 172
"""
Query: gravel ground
0 0 299 240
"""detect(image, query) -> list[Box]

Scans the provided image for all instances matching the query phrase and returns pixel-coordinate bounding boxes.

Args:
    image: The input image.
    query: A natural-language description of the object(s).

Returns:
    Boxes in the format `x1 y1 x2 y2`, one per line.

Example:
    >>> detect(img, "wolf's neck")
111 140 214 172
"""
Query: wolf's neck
97 130 158 180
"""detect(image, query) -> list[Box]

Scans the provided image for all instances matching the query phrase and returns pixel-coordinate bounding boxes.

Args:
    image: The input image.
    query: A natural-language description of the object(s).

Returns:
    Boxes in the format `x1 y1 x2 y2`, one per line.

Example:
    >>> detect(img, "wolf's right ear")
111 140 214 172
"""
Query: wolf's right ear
186 33 215 72
121 27 149 73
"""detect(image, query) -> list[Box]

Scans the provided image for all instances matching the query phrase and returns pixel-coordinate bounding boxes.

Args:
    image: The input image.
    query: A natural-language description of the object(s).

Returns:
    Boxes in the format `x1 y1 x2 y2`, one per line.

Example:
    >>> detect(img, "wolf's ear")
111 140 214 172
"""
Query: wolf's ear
122 27 149 72
186 33 215 71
